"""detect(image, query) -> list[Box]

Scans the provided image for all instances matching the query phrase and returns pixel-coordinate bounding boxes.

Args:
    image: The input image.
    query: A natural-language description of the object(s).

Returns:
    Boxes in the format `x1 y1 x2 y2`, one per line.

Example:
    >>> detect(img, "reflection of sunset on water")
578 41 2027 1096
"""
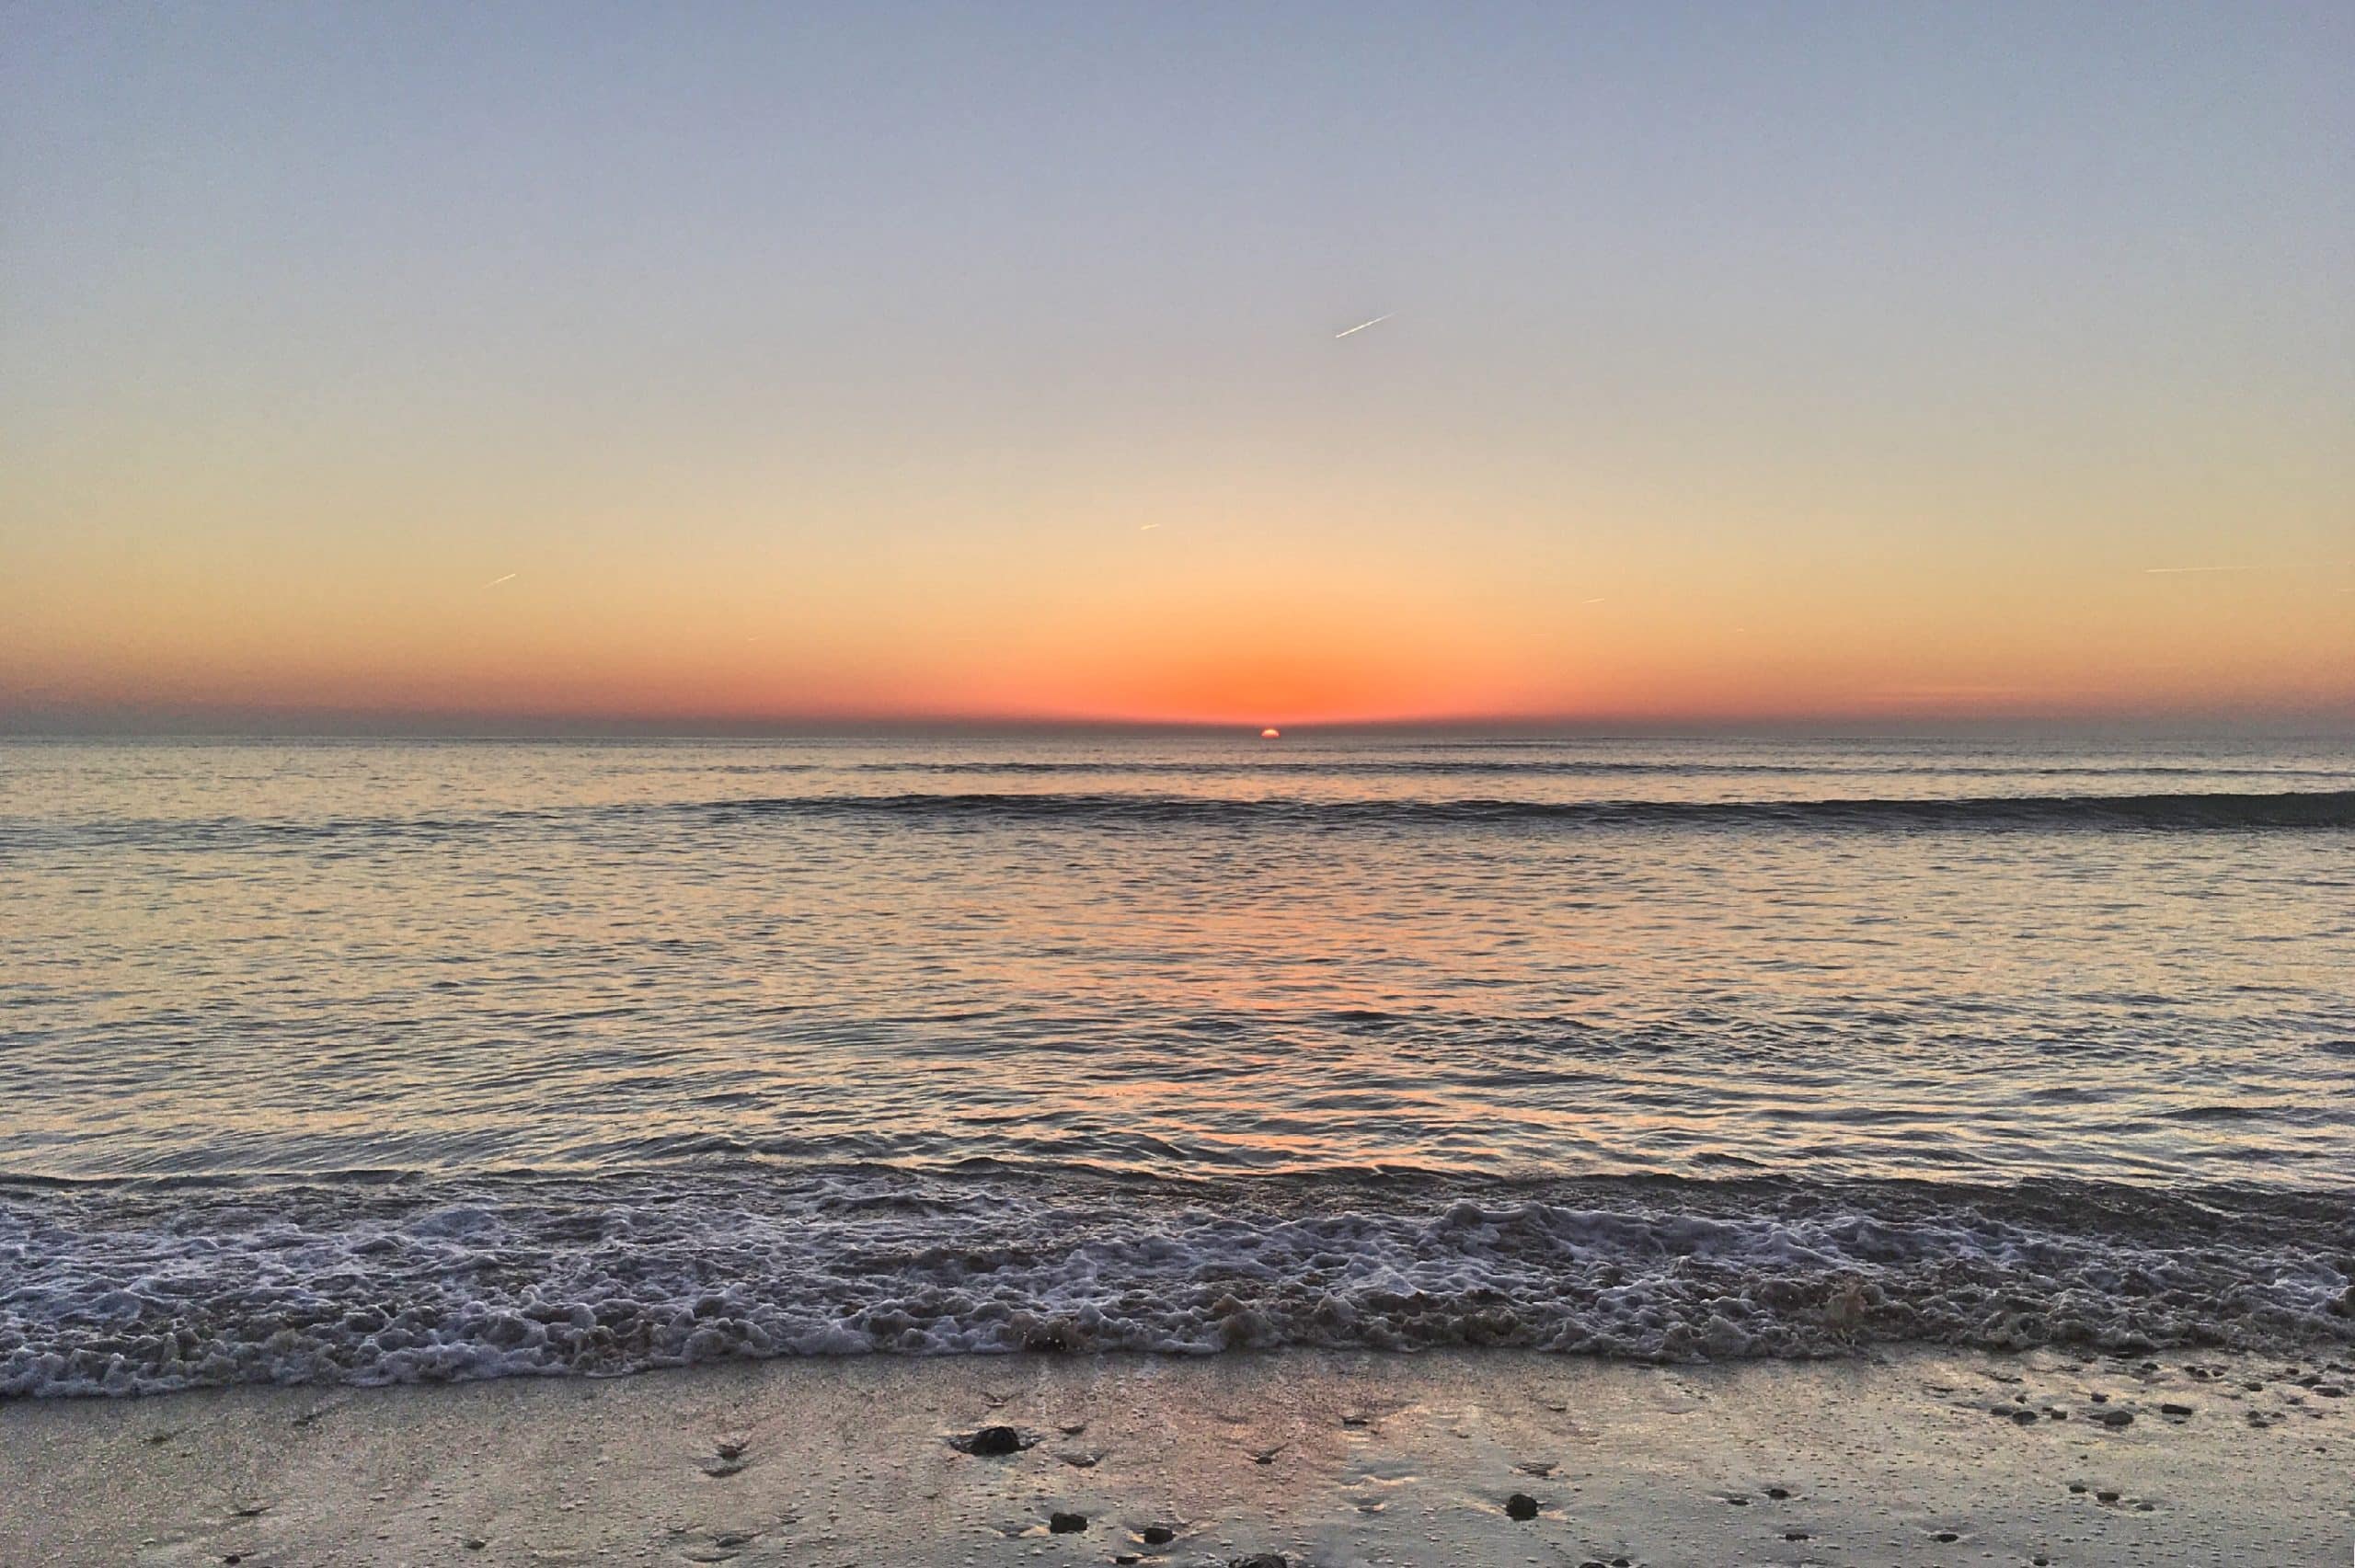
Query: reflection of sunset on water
8 736 2343 1186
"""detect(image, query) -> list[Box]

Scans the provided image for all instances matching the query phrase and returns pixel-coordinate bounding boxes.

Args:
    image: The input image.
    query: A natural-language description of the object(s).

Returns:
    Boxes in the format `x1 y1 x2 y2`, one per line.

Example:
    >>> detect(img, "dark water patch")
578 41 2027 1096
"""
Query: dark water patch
706 789 2355 833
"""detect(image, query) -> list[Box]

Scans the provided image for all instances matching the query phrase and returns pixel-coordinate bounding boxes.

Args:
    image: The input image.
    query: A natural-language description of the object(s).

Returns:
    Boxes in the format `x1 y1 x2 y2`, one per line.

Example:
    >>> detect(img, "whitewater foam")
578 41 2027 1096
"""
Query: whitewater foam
3 1169 2346 1397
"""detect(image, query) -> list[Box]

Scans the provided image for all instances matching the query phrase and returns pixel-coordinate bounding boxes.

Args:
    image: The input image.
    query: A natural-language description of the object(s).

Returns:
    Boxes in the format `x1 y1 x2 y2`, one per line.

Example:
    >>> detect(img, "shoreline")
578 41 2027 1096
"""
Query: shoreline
4 1345 2347 1565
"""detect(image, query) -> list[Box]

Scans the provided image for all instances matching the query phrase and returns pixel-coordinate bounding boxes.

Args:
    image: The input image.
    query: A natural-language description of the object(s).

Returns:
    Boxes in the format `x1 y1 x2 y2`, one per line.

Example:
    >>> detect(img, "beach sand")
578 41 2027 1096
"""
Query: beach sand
3 1347 2347 1566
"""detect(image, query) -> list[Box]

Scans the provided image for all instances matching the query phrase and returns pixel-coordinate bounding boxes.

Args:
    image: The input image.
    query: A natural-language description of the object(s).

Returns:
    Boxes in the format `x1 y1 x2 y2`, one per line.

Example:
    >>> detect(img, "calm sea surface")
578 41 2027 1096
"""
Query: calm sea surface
2 736 2350 1393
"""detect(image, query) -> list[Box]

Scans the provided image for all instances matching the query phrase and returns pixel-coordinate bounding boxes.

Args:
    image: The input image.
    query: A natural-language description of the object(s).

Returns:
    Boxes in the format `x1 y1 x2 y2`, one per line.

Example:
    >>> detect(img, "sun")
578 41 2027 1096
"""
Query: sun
1259 727 1282 739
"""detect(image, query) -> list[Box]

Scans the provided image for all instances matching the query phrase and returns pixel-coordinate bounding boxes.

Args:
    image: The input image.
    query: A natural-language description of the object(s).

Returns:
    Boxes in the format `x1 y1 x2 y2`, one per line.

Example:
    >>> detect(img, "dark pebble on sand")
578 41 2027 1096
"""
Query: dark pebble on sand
2012 1409 2040 1425
1230 1556 1290 1568
1932 1530 1960 1542
2097 1490 2120 1503
1765 1486 1789 1499
1505 1493 1540 1520
1049 1511 1087 1534
2068 1482 2087 1493
2160 1402 2193 1416
1725 1494 1750 1505
2316 1385 2345 1397
2097 1409 2134 1427
956 1425 1027 1456
1785 1530 1810 1541
1142 1524 1176 1544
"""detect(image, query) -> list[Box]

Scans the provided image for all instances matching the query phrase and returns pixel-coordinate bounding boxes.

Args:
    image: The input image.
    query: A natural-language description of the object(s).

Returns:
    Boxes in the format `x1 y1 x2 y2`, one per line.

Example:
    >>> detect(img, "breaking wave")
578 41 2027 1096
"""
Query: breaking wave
12 788 2348 855
4 1166 2347 1397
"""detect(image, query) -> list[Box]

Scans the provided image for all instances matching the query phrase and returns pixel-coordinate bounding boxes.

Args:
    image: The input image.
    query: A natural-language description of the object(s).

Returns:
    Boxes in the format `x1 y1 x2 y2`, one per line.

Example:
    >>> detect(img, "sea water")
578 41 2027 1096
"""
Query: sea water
2 735 2349 1393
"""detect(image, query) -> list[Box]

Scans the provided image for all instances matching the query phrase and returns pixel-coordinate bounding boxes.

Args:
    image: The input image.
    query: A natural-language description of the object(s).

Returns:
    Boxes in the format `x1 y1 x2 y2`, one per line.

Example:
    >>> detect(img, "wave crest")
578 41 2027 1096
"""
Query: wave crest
710 788 2355 831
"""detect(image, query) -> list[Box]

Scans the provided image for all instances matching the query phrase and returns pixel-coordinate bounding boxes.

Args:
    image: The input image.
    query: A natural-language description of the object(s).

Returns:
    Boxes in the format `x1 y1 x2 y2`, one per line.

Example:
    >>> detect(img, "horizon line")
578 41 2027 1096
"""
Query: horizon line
6 703 2352 743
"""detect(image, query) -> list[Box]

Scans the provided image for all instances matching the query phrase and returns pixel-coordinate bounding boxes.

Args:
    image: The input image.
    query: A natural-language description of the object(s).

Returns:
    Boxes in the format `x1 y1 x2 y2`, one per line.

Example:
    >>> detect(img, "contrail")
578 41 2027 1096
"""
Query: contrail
1333 313 1395 339
1139 523 1161 532
485 573 518 588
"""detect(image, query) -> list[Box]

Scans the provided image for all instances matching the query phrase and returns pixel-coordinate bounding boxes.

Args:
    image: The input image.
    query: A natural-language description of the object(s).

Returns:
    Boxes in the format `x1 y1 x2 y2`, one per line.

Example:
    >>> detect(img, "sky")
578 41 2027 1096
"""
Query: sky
4 2 2350 732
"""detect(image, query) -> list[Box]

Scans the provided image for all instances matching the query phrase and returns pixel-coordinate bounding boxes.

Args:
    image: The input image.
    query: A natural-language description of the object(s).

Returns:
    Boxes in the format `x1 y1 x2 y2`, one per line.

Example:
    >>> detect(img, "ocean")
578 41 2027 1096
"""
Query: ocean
2 735 2349 1396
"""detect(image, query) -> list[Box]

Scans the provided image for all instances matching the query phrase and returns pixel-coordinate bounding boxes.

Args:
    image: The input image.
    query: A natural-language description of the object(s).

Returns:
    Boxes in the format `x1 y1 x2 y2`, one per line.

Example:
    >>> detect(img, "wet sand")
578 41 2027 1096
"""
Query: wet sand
2 1347 2348 1565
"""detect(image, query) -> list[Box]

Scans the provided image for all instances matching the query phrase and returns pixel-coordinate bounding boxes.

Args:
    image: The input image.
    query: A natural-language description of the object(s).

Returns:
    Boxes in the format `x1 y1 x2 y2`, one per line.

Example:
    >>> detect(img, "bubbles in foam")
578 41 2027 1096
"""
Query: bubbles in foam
1 1167 2347 1397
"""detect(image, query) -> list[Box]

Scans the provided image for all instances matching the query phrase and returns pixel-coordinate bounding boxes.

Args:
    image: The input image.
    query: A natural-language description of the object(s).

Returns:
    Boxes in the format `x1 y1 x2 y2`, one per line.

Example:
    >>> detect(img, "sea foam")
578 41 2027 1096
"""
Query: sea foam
3 1167 2346 1397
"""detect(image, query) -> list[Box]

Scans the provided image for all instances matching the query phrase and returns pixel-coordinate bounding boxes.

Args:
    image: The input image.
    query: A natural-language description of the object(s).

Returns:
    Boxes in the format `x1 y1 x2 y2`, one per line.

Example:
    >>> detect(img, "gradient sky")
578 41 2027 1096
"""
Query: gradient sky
5 3 2350 729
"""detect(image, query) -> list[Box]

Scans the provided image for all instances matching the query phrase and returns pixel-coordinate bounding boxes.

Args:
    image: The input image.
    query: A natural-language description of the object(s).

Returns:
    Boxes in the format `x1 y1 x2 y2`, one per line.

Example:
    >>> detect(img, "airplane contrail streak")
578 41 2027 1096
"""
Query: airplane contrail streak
485 573 518 588
1333 313 1396 338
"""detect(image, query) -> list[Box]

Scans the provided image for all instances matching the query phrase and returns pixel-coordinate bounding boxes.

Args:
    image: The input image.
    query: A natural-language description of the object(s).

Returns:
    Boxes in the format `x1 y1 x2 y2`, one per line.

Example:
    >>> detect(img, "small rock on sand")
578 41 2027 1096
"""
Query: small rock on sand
1141 1524 1176 1544
953 1425 1028 1456
1049 1511 1086 1533
1229 1556 1290 1568
1504 1493 1540 1520
2097 1409 2134 1427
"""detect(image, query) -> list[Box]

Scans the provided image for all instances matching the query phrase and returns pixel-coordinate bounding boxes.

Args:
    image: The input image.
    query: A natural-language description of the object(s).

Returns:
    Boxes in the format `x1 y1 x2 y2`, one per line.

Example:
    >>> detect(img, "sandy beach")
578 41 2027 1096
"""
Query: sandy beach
4 1346 2348 1566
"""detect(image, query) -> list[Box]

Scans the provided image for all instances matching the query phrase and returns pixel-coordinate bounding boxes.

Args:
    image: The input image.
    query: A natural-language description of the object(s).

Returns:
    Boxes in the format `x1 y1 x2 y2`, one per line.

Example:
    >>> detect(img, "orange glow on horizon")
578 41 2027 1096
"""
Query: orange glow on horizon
4 499 2351 730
